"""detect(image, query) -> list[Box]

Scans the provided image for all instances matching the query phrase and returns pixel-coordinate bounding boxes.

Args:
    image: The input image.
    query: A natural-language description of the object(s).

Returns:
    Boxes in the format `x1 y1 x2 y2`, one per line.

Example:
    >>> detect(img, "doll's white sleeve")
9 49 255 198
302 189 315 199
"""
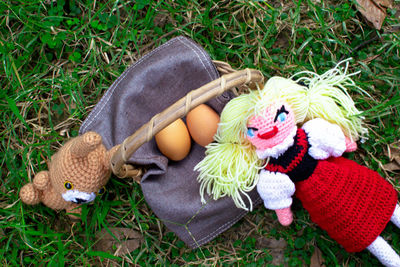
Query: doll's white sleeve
257 170 295 210
302 118 346 160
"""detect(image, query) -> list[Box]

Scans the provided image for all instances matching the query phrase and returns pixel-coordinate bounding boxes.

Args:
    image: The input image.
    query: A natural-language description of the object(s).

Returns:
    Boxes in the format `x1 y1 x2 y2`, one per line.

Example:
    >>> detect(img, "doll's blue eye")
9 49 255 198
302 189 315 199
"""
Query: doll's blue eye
277 112 287 122
247 127 257 137
274 105 289 122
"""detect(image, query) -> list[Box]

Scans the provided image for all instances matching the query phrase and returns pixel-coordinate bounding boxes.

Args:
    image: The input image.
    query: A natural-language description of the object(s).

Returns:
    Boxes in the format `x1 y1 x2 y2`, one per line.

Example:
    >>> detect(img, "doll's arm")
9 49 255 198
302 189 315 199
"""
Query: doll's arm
302 118 346 160
257 170 295 226
345 137 357 152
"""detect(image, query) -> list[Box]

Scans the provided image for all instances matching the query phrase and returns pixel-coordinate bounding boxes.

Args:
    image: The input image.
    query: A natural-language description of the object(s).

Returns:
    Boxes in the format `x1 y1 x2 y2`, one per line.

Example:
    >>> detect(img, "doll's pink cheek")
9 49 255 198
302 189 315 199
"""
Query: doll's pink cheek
271 113 295 142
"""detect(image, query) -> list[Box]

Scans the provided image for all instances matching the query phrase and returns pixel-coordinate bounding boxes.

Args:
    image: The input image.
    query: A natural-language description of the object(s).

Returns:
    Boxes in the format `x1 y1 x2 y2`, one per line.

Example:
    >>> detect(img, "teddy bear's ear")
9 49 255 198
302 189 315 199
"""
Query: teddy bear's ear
70 131 102 158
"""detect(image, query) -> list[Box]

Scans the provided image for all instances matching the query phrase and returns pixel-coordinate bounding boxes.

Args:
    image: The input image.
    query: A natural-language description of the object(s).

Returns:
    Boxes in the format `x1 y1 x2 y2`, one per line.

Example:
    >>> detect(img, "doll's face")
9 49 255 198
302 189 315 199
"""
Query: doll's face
246 101 296 150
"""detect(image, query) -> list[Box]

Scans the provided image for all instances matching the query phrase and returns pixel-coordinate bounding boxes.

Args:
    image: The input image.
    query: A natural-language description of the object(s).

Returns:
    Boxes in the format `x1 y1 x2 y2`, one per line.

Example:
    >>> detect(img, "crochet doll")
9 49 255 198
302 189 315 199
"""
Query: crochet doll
195 61 400 267
20 131 116 219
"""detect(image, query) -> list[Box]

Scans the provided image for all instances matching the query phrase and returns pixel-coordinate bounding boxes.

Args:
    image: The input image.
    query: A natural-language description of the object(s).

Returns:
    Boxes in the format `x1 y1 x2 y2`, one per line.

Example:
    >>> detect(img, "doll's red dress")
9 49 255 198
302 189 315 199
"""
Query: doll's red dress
265 128 397 252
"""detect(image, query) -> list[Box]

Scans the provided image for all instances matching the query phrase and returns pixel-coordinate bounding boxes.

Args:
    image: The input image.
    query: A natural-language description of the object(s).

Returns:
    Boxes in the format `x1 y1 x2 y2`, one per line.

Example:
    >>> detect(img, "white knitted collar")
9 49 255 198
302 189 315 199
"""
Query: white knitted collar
256 126 298 159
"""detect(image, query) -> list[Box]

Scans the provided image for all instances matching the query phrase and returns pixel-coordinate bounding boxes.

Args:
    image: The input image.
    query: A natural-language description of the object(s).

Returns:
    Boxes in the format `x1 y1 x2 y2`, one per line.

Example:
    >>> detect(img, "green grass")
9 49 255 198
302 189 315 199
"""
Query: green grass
1 0 400 266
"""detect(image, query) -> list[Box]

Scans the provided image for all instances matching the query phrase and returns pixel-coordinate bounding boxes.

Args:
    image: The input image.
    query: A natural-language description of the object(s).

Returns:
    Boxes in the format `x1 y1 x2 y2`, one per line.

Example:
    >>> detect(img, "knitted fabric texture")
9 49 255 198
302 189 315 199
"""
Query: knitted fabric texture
20 132 114 217
367 236 400 267
257 170 295 210
275 207 293 226
267 128 317 182
265 129 398 252
247 102 296 150
302 118 346 160
255 127 297 160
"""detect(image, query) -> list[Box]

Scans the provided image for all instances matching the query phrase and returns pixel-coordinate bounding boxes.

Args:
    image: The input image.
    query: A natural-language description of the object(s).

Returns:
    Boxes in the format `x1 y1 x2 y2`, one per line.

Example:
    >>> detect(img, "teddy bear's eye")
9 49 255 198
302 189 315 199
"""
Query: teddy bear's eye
64 181 73 190
98 186 106 195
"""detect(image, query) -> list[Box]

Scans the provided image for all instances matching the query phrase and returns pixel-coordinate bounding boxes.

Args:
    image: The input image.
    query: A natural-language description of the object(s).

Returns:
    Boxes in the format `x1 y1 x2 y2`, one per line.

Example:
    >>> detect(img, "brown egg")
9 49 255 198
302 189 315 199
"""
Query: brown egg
155 119 191 161
186 104 220 147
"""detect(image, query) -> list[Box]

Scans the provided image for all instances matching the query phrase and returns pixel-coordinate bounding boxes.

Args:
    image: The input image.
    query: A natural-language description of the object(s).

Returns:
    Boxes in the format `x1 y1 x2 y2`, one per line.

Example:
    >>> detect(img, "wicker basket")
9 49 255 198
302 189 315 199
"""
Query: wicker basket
110 61 264 178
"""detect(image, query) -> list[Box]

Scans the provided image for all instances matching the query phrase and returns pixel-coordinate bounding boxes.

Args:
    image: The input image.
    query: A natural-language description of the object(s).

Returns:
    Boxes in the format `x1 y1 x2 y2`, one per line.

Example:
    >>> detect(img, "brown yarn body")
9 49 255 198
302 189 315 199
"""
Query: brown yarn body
19 132 115 218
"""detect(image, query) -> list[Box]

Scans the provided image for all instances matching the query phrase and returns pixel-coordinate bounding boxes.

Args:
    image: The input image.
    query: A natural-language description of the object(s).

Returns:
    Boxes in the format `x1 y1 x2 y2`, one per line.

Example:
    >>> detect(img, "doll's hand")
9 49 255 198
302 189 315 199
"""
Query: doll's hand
275 207 293 226
345 137 357 152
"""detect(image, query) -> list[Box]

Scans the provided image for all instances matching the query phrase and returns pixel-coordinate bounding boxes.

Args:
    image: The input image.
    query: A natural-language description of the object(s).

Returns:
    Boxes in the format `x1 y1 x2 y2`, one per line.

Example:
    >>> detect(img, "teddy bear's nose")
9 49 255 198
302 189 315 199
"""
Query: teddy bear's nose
75 198 87 204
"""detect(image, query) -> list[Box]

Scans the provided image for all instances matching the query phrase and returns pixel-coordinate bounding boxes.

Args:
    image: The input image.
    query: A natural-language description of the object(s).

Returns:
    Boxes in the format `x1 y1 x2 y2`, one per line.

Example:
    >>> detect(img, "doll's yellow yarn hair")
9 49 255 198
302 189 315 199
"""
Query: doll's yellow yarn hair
195 93 264 211
291 59 368 140
195 60 367 210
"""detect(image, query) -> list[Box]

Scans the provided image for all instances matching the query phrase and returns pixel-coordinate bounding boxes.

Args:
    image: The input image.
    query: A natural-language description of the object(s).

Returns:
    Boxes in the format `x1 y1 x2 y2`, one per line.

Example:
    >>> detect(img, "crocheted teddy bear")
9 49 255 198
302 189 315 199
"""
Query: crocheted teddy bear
20 131 115 218
196 61 400 266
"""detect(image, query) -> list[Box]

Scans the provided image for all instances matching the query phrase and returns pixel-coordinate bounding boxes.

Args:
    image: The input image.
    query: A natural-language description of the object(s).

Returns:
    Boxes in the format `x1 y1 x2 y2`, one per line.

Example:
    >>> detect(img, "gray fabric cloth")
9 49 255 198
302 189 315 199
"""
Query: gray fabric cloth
79 36 261 248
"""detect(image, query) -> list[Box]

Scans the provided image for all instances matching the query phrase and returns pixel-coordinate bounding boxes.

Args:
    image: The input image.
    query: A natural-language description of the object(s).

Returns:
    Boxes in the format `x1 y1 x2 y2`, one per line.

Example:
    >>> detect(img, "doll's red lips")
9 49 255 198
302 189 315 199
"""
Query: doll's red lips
258 126 278 139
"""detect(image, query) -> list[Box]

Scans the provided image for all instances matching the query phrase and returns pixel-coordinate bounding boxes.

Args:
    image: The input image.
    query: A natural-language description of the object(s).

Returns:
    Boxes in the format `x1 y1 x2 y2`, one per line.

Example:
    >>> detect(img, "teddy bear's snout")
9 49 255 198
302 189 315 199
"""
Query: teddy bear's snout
62 190 96 204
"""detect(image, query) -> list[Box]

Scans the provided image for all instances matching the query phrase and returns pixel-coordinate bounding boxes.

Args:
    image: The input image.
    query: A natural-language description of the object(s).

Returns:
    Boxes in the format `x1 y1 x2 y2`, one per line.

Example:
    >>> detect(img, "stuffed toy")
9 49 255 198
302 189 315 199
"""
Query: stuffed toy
195 61 400 267
20 131 116 218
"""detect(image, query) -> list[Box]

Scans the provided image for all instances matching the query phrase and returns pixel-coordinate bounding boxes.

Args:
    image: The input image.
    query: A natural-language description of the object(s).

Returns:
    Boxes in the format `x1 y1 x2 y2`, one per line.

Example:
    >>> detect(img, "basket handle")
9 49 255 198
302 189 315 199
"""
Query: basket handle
110 68 264 178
